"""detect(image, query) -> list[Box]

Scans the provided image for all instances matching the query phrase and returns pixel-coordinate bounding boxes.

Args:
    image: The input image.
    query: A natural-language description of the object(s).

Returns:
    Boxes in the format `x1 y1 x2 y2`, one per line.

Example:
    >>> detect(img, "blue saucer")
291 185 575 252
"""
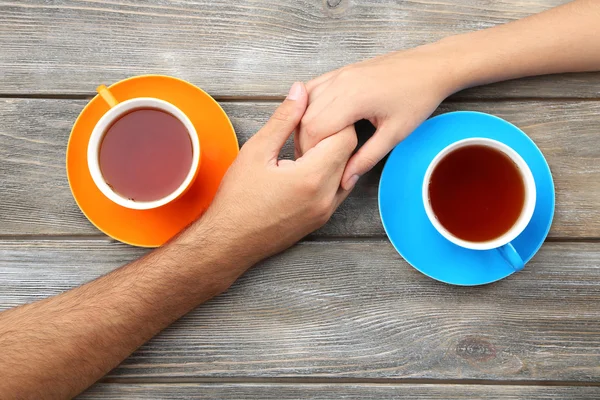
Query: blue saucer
379 111 555 285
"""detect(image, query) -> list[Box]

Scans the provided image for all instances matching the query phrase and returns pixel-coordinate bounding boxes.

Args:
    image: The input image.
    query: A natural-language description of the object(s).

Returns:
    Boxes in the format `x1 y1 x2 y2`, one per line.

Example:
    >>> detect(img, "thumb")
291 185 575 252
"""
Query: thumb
341 123 400 190
254 82 308 160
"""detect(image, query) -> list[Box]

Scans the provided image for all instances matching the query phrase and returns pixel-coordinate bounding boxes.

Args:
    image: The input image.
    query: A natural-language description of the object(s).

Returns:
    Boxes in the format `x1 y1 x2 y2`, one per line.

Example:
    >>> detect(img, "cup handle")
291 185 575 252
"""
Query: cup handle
497 242 525 271
96 84 119 108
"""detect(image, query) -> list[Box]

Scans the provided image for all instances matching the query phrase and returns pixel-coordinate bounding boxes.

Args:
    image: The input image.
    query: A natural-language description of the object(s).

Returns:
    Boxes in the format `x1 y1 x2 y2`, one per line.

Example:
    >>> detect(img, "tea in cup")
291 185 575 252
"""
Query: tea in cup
87 87 200 210
422 138 536 270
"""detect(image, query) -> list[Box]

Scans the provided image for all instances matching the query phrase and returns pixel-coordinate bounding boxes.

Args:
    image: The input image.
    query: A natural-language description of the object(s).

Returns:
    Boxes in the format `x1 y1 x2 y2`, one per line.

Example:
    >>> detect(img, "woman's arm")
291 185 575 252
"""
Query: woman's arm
298 0 600 190
445 0 600 87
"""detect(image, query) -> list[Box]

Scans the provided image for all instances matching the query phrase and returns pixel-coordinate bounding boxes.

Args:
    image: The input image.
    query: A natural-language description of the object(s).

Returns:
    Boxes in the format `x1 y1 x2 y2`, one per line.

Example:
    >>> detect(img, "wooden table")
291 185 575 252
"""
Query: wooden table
1 1 599 398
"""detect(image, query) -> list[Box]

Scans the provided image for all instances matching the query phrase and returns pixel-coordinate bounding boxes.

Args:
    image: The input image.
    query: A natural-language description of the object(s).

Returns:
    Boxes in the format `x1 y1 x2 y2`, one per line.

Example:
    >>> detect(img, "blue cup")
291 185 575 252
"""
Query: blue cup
422 138 537 271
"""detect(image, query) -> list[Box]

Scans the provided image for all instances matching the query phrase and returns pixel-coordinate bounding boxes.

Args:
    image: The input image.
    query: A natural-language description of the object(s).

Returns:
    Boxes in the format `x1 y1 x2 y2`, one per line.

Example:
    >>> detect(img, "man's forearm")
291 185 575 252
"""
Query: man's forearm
0 214 249 399
0 81 340 399
436 0 600 91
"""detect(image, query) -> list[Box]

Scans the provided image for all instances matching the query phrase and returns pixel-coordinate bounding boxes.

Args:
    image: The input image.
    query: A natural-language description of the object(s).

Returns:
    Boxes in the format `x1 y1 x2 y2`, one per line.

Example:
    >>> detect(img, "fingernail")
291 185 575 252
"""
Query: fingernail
287 82 302 100
346 175 359 190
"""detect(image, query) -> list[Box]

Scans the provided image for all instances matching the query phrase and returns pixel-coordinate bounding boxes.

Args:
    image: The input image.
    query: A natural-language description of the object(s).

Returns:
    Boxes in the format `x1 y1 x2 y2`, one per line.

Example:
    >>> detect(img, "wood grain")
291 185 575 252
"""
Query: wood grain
77 383 600 399
1 98 599 238
1 239 599 381
1 0 599 98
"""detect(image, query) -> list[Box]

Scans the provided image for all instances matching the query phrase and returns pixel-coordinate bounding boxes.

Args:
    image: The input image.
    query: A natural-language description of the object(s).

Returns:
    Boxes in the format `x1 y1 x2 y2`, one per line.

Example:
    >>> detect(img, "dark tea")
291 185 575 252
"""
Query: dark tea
99 108 193 202
428 144 525 242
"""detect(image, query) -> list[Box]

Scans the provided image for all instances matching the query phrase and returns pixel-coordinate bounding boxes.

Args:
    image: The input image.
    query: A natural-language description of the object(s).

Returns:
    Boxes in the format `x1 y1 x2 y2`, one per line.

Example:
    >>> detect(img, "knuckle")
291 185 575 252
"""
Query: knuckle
336 67 353 82
303 174 322 195
360 154 379 170
313 198 333 224
306 78 320 91
301 171 327 195
271 107 292 123
304 123 319 140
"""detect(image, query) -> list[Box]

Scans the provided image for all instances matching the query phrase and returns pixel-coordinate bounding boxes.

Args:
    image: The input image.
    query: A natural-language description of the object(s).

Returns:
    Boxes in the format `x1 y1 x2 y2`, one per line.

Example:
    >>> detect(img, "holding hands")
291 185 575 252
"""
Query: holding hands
207 82 357 263
297 43 464 190
296 0 600 192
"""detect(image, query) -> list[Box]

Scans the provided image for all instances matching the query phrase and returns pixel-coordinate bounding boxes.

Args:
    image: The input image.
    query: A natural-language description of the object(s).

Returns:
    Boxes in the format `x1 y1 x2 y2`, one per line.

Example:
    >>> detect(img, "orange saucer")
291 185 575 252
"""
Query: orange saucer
67 75 239 247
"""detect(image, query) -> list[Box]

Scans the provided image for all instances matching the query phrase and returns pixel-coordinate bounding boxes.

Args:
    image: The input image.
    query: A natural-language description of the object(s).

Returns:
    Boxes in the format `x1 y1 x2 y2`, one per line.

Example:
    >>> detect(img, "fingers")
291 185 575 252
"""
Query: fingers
297 125 357 224
252 82 308 161
294 129 301 160
307 77 334 105
299 87 366 158
304 126 358 212
333 184 354 210
305 68 339 92
301 125 358 176
341 123 401 190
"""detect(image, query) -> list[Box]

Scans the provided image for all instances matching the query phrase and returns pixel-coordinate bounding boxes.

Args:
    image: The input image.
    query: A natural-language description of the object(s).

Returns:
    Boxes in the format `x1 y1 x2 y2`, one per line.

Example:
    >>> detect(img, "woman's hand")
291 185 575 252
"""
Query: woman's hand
297 43 465 190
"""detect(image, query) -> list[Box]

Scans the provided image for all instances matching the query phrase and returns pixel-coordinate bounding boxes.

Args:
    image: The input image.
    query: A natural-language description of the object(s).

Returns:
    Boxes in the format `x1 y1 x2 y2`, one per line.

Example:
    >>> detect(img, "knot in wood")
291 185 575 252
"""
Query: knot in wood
456 337 496 362
323 0 348 17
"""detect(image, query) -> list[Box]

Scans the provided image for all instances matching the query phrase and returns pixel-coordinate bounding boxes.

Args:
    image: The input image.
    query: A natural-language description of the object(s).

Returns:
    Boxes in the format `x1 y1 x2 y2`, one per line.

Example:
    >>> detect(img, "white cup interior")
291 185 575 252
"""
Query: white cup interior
422 138 536 250
87 98 200 210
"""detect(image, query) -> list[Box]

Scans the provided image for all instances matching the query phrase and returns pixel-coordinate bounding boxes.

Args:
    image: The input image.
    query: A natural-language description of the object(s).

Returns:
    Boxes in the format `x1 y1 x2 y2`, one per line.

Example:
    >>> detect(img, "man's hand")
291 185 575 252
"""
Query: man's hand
204 82 357 264
0 82 356 400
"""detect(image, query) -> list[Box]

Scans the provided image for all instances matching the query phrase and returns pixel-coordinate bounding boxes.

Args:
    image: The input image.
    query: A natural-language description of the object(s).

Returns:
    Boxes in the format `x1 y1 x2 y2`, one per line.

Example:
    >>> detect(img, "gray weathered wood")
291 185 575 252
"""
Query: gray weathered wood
77 383 600 399
1 98 599 238
1 239 599 381
2 0 599 396
2 0 599 98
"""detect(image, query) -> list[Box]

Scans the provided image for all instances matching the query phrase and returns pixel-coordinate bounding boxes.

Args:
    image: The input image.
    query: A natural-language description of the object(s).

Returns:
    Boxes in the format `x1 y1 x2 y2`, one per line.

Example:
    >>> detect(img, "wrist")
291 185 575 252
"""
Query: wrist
426 33 488 94
163 210 255 294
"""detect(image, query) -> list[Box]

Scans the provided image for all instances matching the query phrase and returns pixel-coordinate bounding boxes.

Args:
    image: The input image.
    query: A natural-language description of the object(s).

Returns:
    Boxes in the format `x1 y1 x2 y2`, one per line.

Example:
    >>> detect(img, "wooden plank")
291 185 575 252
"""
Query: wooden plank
1 0 599 98
1 239 599 381
77 383 600 399
1 98 599 238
